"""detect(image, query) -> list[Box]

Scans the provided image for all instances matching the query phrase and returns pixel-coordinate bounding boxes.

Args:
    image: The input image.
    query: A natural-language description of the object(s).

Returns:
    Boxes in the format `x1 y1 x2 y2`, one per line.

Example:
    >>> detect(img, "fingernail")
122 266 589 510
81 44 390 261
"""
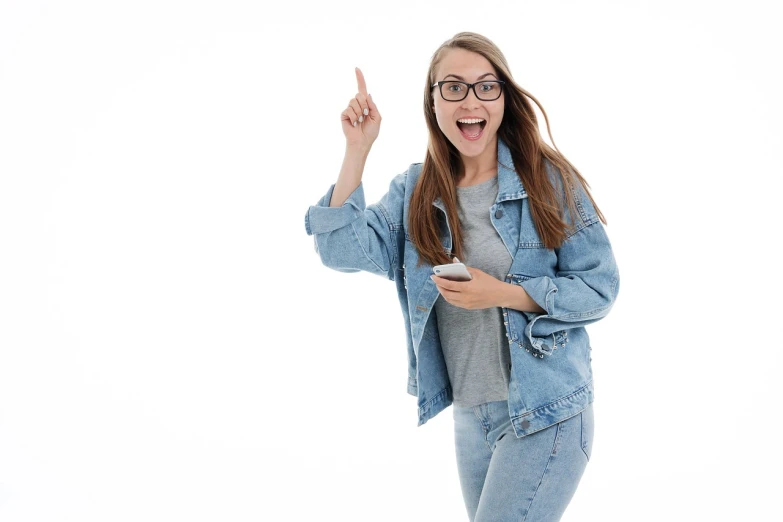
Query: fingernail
363 108 369 115
353 121 357 127
359 116 363 123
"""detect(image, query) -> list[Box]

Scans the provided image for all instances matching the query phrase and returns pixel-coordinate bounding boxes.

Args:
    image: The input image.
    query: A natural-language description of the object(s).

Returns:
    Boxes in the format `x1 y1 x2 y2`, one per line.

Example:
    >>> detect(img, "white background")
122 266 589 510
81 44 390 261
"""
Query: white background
1 1 780 520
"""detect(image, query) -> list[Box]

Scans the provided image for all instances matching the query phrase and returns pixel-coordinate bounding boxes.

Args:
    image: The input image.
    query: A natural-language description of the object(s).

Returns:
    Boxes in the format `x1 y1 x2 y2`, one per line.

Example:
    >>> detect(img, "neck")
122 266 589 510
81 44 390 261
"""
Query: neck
459 135 498 184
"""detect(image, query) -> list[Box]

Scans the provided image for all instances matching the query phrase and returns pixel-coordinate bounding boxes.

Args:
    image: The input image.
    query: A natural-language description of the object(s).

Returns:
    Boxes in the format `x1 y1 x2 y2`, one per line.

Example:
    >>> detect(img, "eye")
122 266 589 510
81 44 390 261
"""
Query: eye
446 82 464 92
479 82 495 92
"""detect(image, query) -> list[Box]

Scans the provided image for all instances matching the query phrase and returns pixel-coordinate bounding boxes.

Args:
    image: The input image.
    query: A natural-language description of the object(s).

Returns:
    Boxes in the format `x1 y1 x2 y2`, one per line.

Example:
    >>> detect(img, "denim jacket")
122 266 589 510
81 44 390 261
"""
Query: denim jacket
304 138 620 437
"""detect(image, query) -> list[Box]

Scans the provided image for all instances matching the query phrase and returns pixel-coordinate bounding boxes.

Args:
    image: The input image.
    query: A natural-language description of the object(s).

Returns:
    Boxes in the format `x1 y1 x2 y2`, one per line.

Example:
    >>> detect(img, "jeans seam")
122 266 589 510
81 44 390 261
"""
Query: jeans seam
471 405 494 453
521 421 562 521
580 410 590 461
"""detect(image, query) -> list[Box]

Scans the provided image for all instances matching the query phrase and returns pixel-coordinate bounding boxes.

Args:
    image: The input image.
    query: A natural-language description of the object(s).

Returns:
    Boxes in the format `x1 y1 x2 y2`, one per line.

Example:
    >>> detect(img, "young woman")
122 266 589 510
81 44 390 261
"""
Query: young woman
304 32 620 522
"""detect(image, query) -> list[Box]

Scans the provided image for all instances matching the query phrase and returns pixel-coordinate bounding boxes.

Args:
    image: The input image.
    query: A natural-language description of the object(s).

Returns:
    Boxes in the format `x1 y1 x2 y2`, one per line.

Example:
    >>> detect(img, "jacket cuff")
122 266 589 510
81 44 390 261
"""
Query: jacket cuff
518 276 559 355
304 182 366 236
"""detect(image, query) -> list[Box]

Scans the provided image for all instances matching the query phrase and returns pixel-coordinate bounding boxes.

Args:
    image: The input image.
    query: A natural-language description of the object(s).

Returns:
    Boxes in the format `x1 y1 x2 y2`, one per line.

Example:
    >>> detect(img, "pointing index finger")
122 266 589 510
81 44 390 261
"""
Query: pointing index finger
355 67 368 96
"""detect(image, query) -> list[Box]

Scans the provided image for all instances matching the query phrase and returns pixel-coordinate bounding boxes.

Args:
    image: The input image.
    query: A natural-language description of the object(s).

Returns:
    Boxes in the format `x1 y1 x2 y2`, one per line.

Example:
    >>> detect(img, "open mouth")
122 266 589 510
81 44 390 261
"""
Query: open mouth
456 118 487 140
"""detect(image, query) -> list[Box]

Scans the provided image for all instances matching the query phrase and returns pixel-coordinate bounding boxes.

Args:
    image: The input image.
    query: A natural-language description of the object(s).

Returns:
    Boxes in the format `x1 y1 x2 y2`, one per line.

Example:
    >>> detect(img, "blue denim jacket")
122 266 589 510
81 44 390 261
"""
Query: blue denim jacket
304 138 620 437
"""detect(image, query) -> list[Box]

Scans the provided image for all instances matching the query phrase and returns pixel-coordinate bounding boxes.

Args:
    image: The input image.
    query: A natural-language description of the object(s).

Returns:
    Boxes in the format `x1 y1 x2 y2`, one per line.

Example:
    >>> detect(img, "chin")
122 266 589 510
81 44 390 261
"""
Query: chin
456 143 485 157
454 133 494 155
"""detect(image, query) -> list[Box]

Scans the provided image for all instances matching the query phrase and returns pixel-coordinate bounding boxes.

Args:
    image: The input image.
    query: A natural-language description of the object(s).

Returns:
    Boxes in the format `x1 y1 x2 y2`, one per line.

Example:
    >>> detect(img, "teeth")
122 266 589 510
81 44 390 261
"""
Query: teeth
457 118 485 124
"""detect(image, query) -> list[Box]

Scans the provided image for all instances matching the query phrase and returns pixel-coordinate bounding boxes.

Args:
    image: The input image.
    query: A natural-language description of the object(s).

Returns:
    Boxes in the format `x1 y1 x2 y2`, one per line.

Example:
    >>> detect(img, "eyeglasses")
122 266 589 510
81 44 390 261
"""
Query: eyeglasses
431 80 505 102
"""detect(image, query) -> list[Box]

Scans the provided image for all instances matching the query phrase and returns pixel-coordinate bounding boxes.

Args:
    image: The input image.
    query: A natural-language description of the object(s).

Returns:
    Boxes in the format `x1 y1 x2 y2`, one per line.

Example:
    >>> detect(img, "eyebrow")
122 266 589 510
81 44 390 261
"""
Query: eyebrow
443 73 498 81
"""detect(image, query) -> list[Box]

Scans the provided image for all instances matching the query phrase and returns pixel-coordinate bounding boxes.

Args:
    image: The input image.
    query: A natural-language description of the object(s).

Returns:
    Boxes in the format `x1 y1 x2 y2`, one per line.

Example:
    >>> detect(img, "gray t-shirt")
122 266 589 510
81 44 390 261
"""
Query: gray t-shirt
434 174 514 407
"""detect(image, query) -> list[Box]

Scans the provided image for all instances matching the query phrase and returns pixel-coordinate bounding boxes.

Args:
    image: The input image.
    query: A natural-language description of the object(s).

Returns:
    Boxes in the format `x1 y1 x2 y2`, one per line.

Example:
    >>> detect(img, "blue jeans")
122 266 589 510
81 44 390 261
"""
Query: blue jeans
452 399 594 522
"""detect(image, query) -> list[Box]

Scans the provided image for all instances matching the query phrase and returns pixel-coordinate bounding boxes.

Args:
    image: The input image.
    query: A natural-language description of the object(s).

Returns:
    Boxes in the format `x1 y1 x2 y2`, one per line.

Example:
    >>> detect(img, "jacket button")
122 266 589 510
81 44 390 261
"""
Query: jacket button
495 208 503 219
521 419 530 429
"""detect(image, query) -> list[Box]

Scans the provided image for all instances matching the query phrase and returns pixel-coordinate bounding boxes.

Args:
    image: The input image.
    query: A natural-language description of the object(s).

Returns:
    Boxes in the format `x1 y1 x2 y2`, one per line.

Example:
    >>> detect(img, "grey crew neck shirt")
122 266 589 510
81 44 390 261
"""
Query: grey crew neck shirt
433 175 514 408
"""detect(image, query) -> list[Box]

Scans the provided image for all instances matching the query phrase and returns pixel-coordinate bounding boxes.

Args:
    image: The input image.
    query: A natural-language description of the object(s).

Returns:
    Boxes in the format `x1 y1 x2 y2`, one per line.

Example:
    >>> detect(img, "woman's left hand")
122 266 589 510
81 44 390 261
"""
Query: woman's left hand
431 264 504 310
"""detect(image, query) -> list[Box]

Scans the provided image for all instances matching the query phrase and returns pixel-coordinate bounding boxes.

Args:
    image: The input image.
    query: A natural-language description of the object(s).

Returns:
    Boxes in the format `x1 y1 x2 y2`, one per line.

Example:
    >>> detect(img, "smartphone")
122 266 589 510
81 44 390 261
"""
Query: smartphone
432 262 473 281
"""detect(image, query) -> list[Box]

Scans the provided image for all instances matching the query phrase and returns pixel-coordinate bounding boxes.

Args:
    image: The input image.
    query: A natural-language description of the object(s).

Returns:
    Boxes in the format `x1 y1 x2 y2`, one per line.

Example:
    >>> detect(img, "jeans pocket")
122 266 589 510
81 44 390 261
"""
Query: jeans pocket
580 402 594 462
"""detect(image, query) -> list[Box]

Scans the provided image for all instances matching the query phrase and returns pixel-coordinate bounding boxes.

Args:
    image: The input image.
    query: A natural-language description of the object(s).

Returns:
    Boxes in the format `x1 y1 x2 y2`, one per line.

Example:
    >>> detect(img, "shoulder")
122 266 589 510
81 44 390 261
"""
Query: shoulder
405 162 423 185
376 162 421 225
387 162 423 196
542 157 600 229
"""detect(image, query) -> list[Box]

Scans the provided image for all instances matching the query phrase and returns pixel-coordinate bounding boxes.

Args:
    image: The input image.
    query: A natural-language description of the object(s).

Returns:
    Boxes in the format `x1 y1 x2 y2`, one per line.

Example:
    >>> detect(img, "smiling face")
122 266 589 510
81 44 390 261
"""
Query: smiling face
431 48 505 162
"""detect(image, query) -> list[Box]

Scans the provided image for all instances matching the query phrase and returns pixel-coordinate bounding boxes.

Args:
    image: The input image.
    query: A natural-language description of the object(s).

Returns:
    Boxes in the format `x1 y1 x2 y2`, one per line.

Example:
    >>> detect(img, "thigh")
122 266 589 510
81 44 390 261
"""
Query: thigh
474 403 593 522
453 404 493 521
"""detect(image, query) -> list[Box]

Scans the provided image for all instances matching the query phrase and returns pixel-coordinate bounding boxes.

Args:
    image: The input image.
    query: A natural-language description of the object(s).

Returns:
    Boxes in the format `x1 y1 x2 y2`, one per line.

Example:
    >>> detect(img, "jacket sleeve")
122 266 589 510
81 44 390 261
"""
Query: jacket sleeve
304 171 406 281
517 178 620 355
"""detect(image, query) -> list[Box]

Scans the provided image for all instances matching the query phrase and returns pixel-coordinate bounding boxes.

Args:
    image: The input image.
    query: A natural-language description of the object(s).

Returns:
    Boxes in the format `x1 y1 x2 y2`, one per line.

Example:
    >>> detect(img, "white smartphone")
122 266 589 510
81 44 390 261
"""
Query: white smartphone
432 262 472 281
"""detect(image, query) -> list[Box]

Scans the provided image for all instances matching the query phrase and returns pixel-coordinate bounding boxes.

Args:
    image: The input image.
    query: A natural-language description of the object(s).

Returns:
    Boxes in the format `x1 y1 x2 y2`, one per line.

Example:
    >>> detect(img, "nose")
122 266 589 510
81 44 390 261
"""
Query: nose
460 87 482 108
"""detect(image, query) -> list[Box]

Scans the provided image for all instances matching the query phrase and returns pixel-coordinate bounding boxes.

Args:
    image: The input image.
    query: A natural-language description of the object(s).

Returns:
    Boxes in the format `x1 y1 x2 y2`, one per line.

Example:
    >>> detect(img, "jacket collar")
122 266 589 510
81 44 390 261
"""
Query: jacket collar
432 137 526 212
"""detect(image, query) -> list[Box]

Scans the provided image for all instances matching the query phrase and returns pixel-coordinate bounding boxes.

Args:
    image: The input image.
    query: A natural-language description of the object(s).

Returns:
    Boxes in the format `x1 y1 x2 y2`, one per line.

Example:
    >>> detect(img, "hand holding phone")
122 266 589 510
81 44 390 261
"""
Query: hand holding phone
432 257 473 281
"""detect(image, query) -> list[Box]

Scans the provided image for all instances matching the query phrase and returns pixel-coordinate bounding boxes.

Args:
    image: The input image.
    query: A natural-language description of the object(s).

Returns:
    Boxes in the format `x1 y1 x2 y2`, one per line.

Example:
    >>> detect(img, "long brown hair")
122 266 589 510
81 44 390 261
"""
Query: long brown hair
409 31 607 268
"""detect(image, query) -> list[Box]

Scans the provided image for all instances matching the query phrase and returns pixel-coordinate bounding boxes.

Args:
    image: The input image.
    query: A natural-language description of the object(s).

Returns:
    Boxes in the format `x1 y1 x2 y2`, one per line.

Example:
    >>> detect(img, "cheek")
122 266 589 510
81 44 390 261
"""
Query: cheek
434 110 452 133
489 98 504 127
492 109 504 130
433 112 443 131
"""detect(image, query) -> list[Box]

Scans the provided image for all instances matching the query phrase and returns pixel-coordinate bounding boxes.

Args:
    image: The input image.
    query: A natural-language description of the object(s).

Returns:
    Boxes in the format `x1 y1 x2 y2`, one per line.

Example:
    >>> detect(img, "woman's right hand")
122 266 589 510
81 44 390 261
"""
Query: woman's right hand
341 67 381 152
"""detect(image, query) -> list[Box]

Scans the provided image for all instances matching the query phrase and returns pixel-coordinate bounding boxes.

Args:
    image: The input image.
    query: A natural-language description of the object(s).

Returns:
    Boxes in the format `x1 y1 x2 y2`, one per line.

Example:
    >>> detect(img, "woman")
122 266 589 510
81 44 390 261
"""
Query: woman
304 32 620 522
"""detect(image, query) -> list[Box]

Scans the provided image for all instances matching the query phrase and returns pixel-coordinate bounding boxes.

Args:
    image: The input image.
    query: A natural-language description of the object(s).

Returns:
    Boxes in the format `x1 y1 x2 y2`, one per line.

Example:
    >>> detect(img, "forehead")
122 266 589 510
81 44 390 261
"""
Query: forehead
435 48 497 80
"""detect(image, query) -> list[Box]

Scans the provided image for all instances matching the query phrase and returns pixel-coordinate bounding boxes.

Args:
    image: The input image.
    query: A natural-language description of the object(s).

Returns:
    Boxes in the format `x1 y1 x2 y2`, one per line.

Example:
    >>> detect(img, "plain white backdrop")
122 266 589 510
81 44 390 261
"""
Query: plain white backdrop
1 1 781 520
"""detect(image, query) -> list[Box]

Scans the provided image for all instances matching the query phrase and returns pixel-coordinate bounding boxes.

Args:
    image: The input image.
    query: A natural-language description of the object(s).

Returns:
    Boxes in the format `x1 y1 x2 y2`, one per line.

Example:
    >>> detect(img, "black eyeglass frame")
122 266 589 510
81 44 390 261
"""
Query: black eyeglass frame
430 80 506 102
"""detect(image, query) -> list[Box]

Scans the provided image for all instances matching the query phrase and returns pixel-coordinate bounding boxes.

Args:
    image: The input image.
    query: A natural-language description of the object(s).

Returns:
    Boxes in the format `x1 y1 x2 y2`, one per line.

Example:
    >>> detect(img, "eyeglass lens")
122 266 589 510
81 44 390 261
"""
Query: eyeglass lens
440 81 502 101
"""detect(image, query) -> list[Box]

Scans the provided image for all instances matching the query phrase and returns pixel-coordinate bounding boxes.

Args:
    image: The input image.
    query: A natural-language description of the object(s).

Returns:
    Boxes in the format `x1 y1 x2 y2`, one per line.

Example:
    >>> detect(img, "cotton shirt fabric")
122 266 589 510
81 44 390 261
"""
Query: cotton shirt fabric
434 174 513 407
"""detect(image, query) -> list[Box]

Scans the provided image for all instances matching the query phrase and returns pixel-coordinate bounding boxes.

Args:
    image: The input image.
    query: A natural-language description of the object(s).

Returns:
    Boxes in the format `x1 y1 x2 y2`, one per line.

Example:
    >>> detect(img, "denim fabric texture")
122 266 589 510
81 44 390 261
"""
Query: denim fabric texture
304 137 619 437
453 399 594 521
